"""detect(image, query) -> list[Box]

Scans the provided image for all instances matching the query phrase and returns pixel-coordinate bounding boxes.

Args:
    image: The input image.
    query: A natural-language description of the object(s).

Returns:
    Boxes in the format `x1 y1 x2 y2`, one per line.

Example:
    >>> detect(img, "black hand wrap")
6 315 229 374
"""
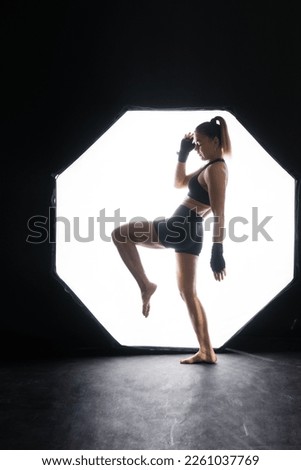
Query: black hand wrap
177 138 195 163
210 243 226 272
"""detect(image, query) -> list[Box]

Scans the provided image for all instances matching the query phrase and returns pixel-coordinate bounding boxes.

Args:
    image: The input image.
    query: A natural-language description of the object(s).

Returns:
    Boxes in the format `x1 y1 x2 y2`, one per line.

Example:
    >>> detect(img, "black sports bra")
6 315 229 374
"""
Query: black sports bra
187 158 225 206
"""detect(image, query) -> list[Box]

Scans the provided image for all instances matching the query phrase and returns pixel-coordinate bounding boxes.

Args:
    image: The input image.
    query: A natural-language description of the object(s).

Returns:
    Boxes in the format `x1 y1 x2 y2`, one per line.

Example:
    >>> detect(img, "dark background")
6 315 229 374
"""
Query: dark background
2 0 301 359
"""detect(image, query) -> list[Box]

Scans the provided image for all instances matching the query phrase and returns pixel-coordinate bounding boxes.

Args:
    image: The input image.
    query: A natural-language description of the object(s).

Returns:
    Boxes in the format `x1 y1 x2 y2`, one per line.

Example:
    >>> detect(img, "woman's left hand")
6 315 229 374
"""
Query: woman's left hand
213 269 226 281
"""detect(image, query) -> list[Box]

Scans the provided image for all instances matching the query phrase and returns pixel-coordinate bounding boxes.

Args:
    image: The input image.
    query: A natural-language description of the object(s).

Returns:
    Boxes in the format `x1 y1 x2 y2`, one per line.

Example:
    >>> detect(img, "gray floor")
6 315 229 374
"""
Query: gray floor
0 349 300 450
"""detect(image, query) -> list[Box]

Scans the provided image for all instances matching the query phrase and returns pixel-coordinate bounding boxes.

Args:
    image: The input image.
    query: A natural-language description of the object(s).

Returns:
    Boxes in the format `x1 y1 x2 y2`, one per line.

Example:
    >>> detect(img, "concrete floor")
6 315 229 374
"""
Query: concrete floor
0 349 300 450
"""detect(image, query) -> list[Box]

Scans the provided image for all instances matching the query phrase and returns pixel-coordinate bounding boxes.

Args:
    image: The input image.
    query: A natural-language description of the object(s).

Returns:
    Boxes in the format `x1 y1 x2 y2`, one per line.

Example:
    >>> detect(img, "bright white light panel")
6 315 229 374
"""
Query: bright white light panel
55 110 295 349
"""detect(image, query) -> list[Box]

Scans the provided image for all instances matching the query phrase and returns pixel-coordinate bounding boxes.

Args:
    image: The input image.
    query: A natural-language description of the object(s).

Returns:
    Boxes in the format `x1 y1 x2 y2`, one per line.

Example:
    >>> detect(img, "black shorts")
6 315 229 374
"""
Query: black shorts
153 205 203 256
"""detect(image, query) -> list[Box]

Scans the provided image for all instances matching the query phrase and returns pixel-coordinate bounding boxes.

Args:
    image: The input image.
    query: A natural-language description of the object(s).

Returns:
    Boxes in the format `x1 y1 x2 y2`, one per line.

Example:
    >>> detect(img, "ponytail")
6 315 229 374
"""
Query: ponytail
210 116 232 156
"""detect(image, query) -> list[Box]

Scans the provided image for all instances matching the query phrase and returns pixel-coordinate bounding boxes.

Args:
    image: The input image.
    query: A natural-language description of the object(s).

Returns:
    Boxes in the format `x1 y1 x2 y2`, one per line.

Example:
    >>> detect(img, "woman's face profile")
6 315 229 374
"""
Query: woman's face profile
194 132 215 159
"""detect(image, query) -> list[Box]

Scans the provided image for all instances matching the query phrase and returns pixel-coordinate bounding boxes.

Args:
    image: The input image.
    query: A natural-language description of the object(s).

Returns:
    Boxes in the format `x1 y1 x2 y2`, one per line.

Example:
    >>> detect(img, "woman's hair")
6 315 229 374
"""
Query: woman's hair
195 116 232 156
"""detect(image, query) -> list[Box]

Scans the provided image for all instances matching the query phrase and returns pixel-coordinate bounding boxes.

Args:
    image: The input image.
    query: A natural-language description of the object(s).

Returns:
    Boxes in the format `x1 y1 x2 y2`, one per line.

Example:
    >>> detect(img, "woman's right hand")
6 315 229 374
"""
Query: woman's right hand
178 133 195 162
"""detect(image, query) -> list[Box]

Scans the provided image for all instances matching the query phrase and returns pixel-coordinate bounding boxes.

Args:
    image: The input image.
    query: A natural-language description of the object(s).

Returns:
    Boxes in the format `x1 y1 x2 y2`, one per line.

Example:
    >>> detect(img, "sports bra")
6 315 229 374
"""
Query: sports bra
187 158 225 206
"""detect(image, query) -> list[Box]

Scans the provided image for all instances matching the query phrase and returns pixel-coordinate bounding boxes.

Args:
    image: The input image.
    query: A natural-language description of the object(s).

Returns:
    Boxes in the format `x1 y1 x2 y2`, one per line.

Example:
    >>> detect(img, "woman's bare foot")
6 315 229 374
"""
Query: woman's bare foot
141 282 157 318
180 350 217 365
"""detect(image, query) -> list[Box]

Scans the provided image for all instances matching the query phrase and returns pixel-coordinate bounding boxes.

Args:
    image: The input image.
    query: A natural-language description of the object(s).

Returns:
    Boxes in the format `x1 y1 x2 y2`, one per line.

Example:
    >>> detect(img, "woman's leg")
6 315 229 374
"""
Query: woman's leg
176 252 217 364
112 221 163 317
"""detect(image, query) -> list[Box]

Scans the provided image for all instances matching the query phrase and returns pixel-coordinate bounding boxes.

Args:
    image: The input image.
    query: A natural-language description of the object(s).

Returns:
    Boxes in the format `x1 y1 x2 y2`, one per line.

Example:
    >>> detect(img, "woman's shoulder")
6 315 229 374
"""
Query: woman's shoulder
205 159 227 173
204 160 228 182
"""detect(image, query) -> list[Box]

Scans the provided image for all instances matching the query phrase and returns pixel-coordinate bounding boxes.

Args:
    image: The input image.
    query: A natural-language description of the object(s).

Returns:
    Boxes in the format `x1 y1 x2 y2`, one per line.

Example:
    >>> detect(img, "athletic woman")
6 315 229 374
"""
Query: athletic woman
112 116 231 364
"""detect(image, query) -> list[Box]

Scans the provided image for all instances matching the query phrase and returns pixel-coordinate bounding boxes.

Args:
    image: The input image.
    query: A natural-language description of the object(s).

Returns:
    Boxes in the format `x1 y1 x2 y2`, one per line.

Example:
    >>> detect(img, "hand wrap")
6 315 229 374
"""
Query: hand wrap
210 243 226 272
177 138 195 163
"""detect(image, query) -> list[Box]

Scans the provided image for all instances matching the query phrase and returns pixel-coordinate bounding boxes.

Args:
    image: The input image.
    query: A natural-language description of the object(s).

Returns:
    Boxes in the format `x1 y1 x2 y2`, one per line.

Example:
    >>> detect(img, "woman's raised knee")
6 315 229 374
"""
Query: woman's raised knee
111 226 128 245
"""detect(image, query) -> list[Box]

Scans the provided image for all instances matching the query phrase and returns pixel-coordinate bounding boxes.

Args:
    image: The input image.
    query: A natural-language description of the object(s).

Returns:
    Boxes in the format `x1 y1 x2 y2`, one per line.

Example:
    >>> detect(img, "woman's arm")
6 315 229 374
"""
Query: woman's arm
174 162 200 188
205 163 228 281
205 163 228 243
174 133 197 188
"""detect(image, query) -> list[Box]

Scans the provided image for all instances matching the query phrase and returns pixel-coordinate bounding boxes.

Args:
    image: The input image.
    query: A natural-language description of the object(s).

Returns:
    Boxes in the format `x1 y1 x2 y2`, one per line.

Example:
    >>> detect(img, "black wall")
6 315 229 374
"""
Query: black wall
2 1 301 358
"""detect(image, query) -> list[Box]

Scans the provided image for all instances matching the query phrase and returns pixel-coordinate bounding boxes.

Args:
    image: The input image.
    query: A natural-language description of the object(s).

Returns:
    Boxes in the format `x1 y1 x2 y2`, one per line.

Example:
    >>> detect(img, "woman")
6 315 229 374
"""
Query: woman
112 116 231 364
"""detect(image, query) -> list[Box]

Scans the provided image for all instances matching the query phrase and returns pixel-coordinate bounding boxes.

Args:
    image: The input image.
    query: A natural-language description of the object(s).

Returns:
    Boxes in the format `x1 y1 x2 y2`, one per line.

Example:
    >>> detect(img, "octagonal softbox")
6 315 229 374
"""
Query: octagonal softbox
54 109 295 349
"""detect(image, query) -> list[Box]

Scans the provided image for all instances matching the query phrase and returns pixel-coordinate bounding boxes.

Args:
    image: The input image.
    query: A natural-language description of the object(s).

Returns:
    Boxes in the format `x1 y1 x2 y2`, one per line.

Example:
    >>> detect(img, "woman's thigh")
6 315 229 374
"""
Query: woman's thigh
113 221 164 248
175 252 199 295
